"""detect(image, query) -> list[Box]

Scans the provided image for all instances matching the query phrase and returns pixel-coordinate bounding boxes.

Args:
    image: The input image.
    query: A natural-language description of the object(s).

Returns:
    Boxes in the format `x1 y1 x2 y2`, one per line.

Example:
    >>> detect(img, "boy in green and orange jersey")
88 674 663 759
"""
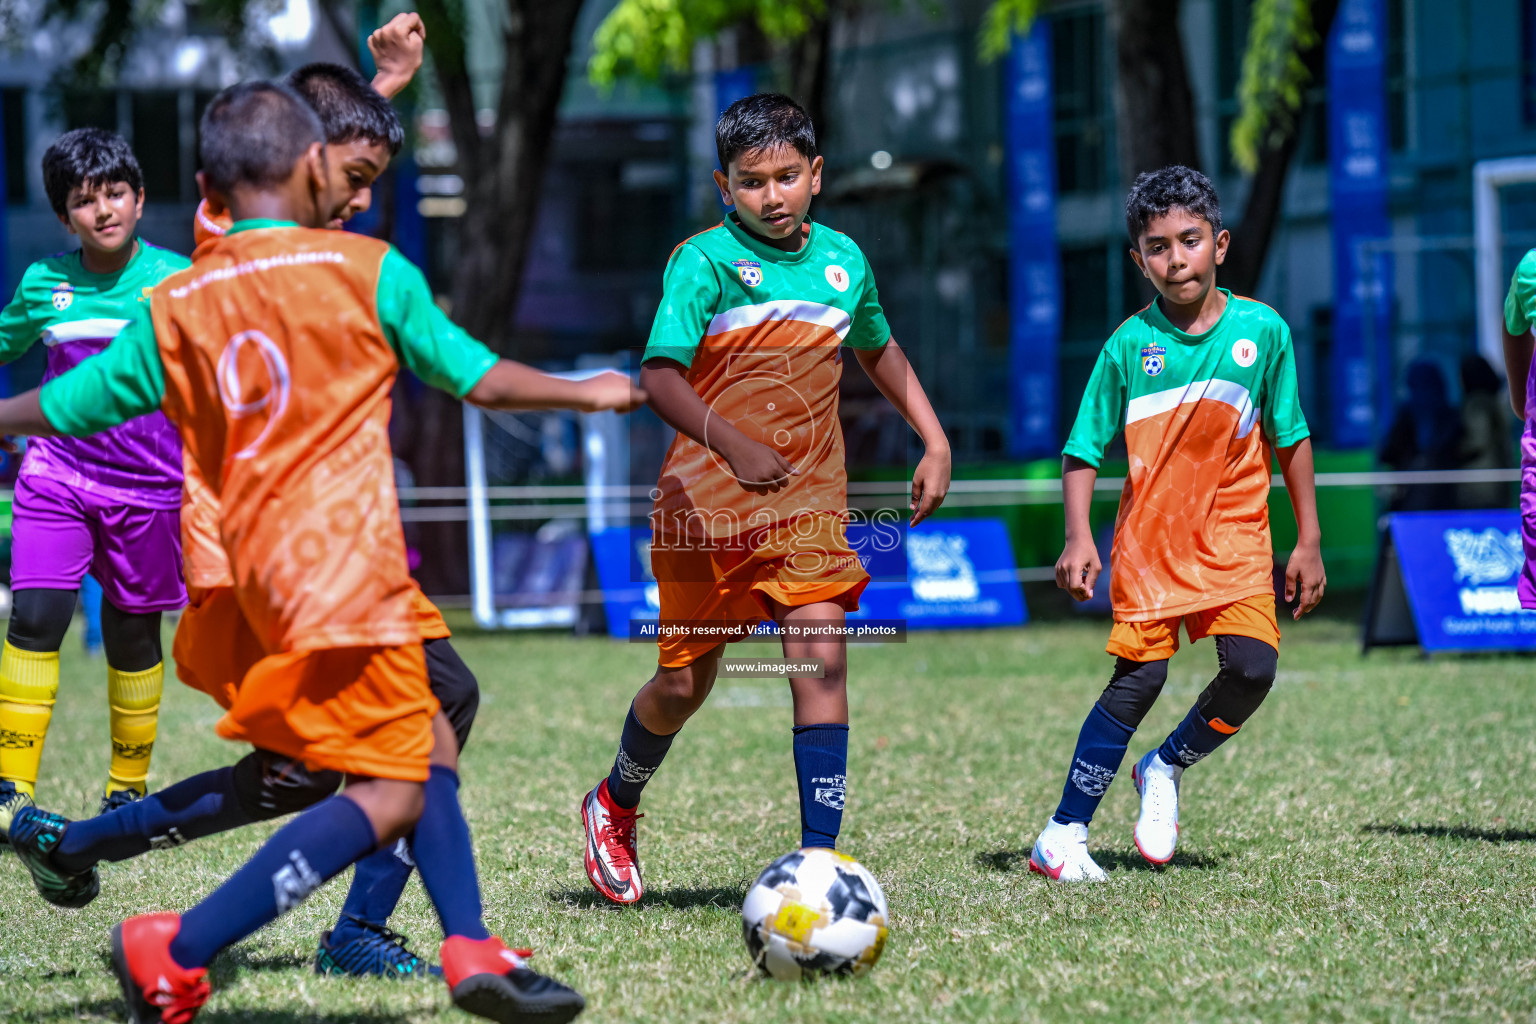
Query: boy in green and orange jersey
581 93 952 904
0 81 640 1023
1031 166 1326 883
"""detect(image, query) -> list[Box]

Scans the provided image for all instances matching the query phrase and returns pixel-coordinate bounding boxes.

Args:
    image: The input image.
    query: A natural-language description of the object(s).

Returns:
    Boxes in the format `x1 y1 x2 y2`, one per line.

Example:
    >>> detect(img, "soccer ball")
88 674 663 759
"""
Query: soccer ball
741 848 889 980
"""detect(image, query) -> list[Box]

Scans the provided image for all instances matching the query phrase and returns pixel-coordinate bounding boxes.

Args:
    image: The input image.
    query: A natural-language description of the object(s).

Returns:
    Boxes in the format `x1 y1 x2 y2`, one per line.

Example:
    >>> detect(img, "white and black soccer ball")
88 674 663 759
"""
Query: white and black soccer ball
741 848 889 981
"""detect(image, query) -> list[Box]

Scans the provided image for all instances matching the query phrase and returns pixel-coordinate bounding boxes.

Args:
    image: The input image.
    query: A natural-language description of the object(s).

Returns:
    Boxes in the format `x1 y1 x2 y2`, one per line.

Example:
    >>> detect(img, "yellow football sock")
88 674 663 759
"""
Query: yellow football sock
107 662 163 796
0 642 60 796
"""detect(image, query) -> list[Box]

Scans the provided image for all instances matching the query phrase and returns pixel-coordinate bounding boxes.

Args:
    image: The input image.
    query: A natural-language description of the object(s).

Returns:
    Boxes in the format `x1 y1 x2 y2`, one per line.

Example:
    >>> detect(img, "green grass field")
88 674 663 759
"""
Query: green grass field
4 610 1536 1023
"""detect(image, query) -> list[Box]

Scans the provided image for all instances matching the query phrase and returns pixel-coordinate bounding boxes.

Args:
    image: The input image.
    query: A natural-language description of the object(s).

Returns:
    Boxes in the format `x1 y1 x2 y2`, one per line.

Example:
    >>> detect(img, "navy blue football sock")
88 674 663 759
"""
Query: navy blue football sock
55 766 253 873
169 794 376 969
331 835 416 940
1053 703 1136 826
606 703 676 809
1156 703 1237 769
411 765 489 941
792 724 848 849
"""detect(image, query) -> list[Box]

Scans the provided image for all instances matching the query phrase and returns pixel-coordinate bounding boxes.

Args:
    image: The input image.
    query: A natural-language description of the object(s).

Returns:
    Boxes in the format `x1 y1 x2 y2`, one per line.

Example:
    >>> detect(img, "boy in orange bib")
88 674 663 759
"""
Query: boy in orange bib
0 81 641 1024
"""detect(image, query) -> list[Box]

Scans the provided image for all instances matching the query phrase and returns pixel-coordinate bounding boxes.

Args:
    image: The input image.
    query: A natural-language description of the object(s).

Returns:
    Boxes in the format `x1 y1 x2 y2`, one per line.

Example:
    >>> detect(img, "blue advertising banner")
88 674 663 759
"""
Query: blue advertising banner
1004 21 1062 459
1327 0 1392 448
1365 511 1536 652
589 518 1028 640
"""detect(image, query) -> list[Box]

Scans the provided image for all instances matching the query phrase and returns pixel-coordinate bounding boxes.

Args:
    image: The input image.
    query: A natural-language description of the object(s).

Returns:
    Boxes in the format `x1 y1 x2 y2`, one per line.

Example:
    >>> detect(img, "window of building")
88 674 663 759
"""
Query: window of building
1052 9 1107 195
2 88 25 204
131 91 181 200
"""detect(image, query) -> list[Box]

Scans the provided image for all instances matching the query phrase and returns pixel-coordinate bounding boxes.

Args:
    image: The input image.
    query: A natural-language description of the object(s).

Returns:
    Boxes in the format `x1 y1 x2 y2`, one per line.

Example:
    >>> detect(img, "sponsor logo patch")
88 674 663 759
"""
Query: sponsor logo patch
732 259 763 287
51 283 73 311
825 264 850 292
1140 344 1166 377
1231 338 1258 368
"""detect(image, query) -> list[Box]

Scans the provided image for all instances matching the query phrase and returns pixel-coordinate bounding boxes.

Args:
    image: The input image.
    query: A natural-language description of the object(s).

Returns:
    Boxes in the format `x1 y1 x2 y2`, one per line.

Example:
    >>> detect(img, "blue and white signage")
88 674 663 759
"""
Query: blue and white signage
850 518 1028 627
1004 21 1062 458
588 518 1028 640
1327 0 1393 448
1371 511 1536 652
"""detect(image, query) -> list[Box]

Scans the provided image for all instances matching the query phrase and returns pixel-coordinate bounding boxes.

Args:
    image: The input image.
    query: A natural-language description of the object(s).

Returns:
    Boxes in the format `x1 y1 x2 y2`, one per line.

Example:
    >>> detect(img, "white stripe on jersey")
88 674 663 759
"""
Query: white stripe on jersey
706 300 852 341
43 318 131 347
1125 378 1257 438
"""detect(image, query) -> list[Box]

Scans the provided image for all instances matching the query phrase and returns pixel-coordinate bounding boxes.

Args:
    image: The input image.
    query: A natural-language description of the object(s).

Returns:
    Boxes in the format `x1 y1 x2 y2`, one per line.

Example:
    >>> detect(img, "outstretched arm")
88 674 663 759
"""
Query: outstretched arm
853 339 950 526
639 359 796 494
1054 456 1100 601
369 13 425 99
1275 437 1325 619
465 363 644 414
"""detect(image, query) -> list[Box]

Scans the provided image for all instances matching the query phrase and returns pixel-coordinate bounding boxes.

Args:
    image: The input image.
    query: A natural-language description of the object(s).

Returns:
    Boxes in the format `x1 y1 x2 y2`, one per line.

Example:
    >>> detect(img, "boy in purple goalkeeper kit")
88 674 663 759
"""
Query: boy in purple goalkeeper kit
1501 251 1536 601
0 129 188 830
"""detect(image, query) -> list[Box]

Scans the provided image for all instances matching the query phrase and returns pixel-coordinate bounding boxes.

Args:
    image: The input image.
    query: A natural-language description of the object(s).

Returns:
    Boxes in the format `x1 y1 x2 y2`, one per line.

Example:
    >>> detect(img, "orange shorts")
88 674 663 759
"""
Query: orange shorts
213 643 437 782
652 514 870 668
174 584 449 706
1106 593 1280 662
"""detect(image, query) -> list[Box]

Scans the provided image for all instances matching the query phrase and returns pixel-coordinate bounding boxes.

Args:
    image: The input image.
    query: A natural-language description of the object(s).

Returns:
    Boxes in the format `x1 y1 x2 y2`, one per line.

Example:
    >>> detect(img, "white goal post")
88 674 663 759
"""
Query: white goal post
1474 156 1536 364
463 365 638 630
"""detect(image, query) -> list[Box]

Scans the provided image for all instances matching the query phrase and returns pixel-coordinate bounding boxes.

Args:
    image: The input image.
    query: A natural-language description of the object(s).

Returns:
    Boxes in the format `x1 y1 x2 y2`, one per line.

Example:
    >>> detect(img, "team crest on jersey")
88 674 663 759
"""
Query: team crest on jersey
139 286 154 303
1140 343 1166 376
825 264 850 292
732 259 763 287
51 283 73 311
1231 338 1258 367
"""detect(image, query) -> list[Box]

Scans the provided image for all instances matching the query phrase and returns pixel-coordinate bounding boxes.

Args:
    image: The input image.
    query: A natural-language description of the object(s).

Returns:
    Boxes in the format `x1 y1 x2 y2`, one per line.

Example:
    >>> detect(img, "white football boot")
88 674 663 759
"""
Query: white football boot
1131 749 1182 864
1028 818 1108 882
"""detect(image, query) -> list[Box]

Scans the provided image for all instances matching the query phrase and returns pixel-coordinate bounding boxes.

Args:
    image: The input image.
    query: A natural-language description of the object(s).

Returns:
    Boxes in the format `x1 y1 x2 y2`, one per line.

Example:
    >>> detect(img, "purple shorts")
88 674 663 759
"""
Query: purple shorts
10 474 186 613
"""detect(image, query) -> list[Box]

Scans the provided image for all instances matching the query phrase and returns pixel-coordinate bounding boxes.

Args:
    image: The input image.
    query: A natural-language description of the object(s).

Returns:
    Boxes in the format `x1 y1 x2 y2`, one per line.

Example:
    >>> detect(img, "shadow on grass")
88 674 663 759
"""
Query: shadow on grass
974 847 1228 874
1363 823 1536 843
547 883 748 911
13 1000 412 1024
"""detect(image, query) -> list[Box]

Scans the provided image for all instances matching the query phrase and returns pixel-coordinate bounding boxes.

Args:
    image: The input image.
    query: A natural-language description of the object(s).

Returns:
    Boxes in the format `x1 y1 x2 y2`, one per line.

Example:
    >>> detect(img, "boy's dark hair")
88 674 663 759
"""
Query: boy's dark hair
715 93 817 172
1124 165 1223 244
199 81 325 196
42 128 144 218
285 62 404 156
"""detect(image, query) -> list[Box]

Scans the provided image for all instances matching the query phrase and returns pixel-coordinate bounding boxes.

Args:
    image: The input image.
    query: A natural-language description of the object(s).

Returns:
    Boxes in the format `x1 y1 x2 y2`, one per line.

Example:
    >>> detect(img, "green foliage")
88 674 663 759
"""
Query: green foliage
588 0 827 88
977 0 1040 62
1230 0 1319 174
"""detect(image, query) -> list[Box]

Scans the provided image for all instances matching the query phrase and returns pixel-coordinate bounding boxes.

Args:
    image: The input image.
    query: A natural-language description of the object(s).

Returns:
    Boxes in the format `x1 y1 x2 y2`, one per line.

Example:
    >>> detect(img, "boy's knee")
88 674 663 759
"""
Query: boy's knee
232 749 343 820
652 662 714 712
7 589 77 652
1198 636 1277 727
1096 657 1169 728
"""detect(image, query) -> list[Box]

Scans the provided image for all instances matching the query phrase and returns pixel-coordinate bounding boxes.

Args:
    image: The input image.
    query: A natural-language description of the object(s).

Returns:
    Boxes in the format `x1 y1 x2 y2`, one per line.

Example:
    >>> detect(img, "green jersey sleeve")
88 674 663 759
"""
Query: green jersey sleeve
1506 250 1536 335
376 247 499 398
844 253 891 351
0 265 44 364
643 243 720 367
39 305 165 435
1260 323 1310 448
1062 342 1128 467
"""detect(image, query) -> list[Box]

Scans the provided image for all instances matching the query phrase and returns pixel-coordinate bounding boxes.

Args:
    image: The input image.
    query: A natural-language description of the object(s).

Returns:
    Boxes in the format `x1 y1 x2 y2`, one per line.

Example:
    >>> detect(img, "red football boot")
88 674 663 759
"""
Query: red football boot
579 779 643 904
109 913 211 1024
440 936 585 1024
